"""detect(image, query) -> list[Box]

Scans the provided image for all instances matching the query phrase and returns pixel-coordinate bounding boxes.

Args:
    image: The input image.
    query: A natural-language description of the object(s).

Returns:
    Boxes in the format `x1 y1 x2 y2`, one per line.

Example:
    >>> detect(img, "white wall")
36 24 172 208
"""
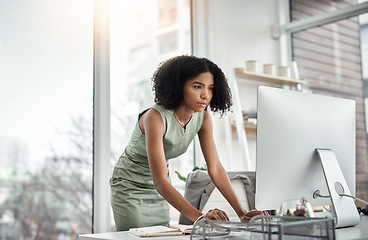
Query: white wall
192 0 283 171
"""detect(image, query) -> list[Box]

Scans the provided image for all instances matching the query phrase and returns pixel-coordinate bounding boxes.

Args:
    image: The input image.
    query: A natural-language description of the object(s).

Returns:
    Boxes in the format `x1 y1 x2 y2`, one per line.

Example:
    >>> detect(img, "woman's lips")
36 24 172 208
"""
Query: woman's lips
198 102 207 108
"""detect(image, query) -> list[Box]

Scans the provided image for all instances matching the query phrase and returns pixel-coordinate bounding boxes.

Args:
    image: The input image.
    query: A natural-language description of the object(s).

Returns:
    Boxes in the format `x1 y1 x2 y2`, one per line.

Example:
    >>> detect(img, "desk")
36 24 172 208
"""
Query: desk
79 231 190 240
335 215 368 240
79 216 367 240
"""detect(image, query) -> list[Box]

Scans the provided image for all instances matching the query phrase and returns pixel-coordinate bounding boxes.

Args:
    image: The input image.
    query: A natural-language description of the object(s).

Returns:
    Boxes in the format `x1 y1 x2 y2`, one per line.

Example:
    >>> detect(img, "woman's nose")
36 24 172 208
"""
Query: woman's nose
201 89 212 99
201 89 209 99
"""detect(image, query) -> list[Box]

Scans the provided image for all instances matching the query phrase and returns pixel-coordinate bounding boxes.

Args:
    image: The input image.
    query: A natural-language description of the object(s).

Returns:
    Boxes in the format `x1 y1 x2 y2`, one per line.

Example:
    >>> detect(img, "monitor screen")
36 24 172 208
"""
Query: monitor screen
255 86 356 217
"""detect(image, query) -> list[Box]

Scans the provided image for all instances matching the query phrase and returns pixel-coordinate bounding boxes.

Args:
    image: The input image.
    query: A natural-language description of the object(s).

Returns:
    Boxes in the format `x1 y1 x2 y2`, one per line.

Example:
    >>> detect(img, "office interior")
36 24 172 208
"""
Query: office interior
0 0 368 239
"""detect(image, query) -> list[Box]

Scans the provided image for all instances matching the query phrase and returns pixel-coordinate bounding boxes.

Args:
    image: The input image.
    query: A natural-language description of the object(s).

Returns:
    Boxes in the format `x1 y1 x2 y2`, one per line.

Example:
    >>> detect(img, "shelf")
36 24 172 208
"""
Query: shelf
232 121 257 138
234 68 306 86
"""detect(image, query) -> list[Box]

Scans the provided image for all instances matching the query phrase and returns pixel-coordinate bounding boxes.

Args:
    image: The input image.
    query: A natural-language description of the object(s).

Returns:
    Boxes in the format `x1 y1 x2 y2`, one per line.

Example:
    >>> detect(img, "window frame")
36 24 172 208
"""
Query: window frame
275 0 368 66
93 0 111 233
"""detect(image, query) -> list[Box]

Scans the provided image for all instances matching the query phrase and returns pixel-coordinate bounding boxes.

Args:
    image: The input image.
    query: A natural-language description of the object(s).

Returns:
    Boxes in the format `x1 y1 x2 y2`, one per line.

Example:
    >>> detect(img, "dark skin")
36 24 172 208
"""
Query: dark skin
140 72 266 222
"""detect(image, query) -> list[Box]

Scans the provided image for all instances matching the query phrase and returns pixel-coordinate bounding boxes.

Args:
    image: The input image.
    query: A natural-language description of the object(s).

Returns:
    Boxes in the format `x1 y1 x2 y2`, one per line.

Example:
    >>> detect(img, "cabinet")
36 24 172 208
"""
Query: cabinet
229 67 306 170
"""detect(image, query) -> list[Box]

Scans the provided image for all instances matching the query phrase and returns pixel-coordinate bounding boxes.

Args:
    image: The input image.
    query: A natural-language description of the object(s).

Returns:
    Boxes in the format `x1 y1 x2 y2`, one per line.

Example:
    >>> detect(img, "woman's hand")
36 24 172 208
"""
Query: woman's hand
204 208 229 221
240 210 269 222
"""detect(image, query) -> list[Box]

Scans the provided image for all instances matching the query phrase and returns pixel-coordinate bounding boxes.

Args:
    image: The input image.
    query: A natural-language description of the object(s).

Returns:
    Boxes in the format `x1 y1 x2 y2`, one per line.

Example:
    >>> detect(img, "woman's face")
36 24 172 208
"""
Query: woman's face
182 72 214 112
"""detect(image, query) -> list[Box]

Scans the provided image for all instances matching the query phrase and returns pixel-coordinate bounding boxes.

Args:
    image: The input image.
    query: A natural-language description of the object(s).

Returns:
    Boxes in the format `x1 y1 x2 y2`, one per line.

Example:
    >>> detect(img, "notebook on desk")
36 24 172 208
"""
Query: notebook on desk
129 224 192 237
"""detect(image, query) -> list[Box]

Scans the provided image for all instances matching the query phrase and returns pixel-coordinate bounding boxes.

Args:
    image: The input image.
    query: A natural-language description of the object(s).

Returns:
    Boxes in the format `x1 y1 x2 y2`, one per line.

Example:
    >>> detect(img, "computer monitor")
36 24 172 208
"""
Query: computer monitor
255 86 360 228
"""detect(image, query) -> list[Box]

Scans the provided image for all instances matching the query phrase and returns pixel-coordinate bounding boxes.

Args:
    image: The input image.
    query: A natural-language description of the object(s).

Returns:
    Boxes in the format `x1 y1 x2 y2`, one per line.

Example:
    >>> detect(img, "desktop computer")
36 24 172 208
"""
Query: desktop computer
255 86 360 228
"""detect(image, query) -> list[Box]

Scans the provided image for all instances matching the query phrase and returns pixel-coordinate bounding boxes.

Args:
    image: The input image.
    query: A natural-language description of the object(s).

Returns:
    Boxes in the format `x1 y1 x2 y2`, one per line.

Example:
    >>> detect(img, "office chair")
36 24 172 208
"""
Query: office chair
178 170 256 224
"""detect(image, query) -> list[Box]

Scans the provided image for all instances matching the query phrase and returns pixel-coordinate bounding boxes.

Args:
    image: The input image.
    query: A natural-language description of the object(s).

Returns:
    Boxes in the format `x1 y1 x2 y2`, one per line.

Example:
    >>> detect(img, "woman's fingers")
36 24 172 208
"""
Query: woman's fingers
204 209 270 223
214 208 230 221
262 211 270 216
241 210 271 222
240 215 252 222
204 208 229 221
245 210 264 218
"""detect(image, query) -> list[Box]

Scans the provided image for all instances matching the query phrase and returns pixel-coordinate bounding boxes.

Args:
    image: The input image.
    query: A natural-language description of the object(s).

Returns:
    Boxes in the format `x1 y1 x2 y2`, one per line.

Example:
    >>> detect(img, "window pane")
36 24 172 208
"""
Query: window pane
0 1 94 238
110 0 192 229
290 0 368 205
290 0 365 21
360 11 368 94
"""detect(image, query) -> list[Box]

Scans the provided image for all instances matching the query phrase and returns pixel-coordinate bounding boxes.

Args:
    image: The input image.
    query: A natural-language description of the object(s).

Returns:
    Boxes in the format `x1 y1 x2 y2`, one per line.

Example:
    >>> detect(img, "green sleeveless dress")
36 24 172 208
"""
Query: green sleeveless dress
110 104 204 231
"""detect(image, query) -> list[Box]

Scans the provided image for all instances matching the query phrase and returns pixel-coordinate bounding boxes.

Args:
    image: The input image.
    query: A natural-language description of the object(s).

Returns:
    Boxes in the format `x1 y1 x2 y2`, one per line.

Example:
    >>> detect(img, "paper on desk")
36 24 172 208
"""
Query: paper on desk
129 225 188 237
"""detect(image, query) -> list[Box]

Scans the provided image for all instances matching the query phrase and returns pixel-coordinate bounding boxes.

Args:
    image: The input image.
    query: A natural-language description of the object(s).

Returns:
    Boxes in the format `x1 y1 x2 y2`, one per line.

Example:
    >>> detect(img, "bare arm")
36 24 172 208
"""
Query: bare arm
142 109 242 222
142 109 203 222
198 111 267 221
198 111 248 220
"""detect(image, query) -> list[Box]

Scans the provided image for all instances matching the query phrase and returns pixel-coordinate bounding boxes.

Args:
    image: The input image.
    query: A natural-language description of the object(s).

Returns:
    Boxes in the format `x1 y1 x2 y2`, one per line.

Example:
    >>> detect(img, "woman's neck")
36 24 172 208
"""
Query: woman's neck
173 107 194 126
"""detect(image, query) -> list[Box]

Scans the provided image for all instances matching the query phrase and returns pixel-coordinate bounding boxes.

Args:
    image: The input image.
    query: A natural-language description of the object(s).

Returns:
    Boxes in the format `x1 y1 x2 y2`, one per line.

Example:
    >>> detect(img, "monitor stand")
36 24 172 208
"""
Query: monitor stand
315 148 360 228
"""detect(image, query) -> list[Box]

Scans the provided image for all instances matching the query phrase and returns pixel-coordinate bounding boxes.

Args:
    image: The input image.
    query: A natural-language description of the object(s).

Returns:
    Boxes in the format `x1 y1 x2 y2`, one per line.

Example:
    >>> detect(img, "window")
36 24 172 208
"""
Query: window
0 0 93 239
361 24 368 95
158 0 178 29
110 0 192 229
290 0 368 205
158 31 178 54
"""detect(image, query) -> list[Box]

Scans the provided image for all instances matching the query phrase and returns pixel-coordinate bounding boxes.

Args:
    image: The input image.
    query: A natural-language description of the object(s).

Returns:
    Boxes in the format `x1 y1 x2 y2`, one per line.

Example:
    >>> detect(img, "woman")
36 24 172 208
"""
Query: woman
110 55 264 231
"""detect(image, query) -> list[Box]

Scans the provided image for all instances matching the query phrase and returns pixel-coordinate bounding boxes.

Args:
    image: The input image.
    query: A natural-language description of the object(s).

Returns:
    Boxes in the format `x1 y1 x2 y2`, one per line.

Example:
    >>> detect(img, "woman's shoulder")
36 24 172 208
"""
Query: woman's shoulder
145 104 171 131
151 104 169 113
150 104 174 121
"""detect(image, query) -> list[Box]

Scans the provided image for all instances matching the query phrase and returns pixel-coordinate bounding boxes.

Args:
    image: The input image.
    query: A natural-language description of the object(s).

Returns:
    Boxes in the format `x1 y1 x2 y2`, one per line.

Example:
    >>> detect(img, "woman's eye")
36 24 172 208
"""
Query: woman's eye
209 87 214 91
194 85 201 89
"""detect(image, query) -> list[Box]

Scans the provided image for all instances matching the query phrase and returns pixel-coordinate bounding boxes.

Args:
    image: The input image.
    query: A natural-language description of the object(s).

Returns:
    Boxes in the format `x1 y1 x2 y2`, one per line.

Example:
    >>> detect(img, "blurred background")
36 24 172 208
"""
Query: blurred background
0 0 367 239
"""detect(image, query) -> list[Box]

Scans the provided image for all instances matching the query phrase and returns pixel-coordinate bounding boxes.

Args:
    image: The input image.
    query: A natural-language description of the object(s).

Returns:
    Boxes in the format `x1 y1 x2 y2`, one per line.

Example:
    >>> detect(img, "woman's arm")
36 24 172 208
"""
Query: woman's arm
142 109 226 222
198 111 249 220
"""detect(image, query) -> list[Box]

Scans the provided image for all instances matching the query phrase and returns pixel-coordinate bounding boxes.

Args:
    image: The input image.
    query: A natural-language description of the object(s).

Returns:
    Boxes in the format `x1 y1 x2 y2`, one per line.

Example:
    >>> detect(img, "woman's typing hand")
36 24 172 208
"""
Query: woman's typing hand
240 210 269 222
204 208 230 221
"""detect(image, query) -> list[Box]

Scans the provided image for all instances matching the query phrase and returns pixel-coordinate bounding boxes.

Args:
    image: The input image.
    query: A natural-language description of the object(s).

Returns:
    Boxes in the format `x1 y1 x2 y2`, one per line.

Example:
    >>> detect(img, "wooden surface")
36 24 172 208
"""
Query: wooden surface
234 68 306 86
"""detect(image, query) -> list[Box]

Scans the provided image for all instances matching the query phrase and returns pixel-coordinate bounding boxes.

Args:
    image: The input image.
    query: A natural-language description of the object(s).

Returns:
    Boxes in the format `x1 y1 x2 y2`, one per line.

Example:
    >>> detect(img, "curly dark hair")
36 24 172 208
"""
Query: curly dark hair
152 55 232 116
